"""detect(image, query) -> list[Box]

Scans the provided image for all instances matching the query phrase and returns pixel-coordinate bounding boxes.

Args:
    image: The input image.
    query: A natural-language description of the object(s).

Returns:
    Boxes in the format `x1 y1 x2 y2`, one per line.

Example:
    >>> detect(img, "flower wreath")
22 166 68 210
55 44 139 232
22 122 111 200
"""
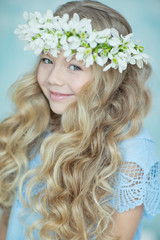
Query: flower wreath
15 10 149 73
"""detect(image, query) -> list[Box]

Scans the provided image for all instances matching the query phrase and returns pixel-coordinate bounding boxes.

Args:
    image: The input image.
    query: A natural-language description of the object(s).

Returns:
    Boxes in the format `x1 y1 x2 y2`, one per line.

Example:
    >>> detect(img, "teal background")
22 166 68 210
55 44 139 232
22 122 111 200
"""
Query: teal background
0 0 160 239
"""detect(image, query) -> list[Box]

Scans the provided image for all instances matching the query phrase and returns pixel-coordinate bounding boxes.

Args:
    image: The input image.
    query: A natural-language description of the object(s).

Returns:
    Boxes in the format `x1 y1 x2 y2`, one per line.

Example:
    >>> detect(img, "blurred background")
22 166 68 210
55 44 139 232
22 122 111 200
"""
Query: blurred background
0 0 160 239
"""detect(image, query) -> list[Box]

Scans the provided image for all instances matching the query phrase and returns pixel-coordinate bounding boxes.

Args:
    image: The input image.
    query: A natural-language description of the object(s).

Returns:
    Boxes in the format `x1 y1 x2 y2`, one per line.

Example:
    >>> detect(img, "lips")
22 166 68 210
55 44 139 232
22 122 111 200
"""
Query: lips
49 91 74 101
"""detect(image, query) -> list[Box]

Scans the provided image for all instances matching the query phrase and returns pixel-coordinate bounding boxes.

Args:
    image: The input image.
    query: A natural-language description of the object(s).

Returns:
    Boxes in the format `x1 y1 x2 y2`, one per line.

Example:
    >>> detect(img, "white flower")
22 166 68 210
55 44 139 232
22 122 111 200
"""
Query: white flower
29 12 36 20
62 14 69 22
110 46 119 55
106 52 128 73
15 10 150 73
68 36 81 49
136 59 144 68
85 54 94 68
76 47 94 67
121 33 133 43
80 20 92 35
60 35 67 45
44 10 54 21
76 47 87 60
50 48 60 58
108 37 121 47
141 53 149 63
67 13 81 33
64 49 75 62
62 42 69 51
34 11 42 20
103 63 113 72
96 37 106 44
111 28 119 38
98 28 111 38
66 13 92 35
94 54 108 66
76 52 84 61
58 14 70 31
86 32 98 48
26 38 44 55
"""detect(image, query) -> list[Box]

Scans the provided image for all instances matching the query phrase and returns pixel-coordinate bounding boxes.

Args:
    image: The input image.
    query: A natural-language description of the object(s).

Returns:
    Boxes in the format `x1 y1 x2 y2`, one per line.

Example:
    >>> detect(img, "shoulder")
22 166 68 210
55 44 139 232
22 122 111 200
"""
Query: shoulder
118 127 159 172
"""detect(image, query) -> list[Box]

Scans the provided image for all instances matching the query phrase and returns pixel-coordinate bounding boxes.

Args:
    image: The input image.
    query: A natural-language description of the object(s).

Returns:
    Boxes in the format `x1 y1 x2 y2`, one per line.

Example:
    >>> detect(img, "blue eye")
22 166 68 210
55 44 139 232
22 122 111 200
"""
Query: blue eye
41 58 53 64
69 65 81 71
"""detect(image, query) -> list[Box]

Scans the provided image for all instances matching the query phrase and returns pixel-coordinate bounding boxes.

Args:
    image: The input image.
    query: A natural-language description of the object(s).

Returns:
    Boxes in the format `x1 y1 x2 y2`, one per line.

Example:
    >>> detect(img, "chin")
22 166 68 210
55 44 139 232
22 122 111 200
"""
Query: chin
50 108 64 115
50 104 71 115
49 100 77 115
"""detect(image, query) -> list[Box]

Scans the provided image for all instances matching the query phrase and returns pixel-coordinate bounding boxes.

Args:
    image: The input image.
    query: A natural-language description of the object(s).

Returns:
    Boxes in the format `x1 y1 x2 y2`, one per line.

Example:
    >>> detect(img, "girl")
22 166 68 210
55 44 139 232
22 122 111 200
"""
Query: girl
0 0 160 239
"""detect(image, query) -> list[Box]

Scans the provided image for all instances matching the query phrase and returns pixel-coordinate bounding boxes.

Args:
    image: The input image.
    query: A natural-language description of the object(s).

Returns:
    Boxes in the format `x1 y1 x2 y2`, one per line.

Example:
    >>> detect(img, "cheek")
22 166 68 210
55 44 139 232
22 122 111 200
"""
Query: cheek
37 68 45 88
71 83 85 94
71 75 91 94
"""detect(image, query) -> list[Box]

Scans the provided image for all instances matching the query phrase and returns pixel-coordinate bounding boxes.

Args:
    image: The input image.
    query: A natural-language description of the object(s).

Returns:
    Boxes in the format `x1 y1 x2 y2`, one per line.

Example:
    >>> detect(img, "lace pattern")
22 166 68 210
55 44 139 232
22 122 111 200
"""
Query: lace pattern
110 129 160 219
111 161 160 216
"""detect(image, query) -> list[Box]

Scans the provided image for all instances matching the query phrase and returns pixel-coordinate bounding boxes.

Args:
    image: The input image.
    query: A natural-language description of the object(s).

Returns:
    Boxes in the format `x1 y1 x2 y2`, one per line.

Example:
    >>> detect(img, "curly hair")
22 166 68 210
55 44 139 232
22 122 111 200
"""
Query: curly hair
0 1 151 239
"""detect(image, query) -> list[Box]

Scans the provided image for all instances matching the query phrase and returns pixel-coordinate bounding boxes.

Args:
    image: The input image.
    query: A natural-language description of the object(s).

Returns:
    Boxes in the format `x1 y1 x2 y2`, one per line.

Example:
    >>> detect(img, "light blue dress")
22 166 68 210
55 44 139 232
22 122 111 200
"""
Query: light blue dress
6 128 160 240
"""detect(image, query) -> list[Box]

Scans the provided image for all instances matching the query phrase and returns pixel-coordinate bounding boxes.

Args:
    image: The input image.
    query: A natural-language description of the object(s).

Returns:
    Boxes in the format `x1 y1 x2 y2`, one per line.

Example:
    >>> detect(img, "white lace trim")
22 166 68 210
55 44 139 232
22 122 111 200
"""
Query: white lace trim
110 161 160 218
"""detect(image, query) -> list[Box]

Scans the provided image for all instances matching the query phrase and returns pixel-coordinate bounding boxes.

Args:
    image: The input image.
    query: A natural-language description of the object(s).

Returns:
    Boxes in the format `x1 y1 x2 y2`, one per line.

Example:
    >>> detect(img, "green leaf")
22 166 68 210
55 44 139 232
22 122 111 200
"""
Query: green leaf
93 54 97 61
113 58 118 64
139 46 144 52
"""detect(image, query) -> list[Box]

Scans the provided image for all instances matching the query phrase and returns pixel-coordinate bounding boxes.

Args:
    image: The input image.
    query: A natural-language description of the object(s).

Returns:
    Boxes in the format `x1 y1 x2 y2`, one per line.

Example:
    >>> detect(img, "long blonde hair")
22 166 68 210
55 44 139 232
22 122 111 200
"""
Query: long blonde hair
0 1 151 239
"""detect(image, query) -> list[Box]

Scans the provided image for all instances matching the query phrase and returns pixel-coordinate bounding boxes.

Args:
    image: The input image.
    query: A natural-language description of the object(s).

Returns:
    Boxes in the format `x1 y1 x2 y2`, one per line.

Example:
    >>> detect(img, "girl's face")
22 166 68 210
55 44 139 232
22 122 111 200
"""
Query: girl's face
37 51 92 115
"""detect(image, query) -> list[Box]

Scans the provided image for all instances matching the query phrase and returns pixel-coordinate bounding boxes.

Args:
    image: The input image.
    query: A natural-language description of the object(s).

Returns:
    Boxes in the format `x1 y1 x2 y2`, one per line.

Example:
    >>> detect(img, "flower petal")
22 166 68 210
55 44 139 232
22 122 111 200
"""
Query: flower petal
103 63 112 71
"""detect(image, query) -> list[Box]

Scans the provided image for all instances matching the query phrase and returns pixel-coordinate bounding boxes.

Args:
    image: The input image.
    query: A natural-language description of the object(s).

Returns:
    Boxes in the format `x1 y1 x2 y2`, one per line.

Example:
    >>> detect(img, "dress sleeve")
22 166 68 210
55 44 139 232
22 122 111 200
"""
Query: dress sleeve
110 128 160 220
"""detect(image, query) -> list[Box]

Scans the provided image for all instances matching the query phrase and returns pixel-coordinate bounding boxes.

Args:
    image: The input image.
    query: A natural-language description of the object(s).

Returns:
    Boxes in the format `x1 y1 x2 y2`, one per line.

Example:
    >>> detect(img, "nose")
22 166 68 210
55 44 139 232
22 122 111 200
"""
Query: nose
47 65 65 87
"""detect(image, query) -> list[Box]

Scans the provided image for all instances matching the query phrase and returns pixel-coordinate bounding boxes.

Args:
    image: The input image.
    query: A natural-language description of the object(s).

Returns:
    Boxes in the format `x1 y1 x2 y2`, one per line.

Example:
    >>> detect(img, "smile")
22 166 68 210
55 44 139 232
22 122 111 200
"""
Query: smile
49 91 74 101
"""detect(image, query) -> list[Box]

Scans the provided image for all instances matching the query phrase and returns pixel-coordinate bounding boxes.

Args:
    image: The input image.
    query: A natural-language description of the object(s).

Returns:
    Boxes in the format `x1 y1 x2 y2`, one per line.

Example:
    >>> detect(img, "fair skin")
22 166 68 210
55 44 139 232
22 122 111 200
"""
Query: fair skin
37 50 144 239
111 205 144 239
0 208 11 240
37 51 92 115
